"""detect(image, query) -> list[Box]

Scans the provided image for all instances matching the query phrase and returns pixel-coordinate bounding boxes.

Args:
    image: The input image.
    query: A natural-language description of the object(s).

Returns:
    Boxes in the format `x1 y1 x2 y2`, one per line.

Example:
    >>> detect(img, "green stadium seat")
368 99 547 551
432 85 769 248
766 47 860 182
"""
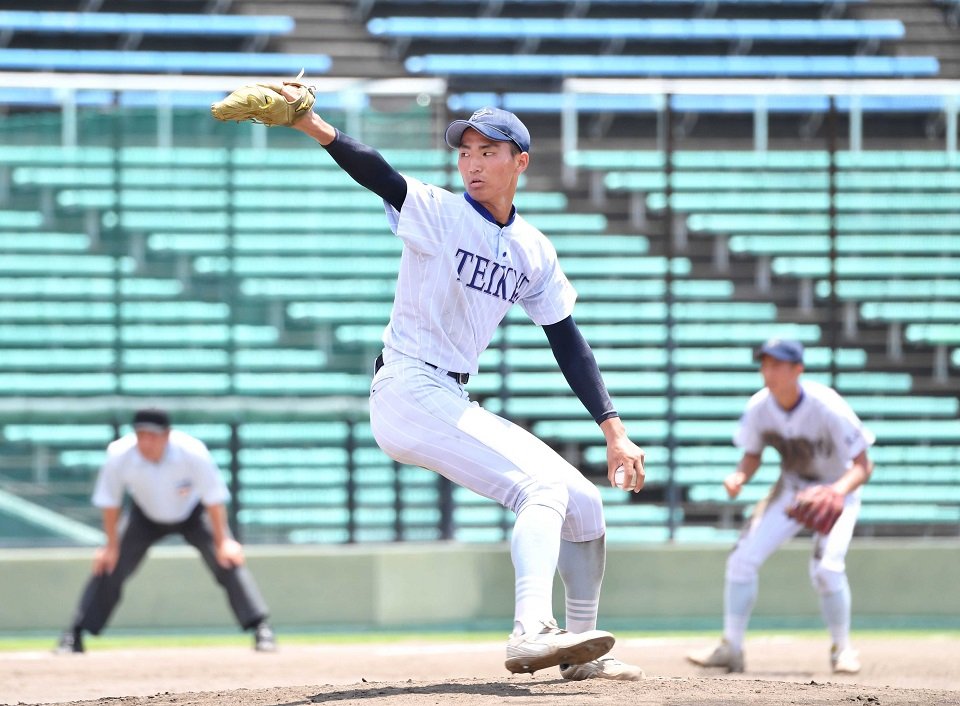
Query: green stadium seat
120 373 230 394
673 280 735 299
774 257 960 278
862 484 960 502
671 322 821 344
0 277 184 299
650 192 830 212
861 302 960 323
535 419 669 443
122 348 229 370
0 324 115 345
288 301 391 323
488 395 669 420
196 256 400 277
837 171 960 189
0 255 136 275
0 232 90 251
234 372 372 396
550 233 648 255
870 445 960 464
835 151 959 168
2 424 116 445
817 279 960 300
0 348 114 369
241 278 397 300
234 348 329 369
0 373 116 394
119 324 277 346
905 324 960 345
0 210 44 228
863 420 960 442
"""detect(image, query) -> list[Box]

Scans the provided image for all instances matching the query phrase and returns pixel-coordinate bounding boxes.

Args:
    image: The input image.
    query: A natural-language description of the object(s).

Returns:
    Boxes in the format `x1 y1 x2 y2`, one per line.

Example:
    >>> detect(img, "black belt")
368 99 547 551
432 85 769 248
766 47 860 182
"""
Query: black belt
374 353 469 385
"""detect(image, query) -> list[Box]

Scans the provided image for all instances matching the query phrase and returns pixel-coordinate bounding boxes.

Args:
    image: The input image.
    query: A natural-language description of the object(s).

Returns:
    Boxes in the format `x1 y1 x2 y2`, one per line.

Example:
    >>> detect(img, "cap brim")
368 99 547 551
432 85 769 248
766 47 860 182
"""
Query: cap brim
755 348 801 364
133 423 169 433
444 120 521 151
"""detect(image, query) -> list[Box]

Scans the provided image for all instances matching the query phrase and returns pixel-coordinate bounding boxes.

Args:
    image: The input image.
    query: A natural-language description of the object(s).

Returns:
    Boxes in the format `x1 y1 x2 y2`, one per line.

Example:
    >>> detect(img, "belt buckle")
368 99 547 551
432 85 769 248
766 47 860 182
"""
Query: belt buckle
454 371 469 385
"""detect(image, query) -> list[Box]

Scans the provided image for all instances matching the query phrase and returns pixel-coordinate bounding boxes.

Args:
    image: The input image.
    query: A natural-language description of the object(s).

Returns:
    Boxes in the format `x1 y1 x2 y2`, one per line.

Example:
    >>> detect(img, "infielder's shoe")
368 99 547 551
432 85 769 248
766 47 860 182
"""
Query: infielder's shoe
686 639 745 673
504 620 615 674
831 645 861 674
560 656 645 681
254 621 276 652
54 629 84 654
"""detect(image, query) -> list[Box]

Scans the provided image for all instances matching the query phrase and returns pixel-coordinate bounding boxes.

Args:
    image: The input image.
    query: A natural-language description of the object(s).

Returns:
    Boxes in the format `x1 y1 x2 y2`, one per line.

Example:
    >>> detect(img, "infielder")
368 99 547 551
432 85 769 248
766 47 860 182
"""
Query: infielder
687 339 874 674
212 83 646 679
56 408 275 654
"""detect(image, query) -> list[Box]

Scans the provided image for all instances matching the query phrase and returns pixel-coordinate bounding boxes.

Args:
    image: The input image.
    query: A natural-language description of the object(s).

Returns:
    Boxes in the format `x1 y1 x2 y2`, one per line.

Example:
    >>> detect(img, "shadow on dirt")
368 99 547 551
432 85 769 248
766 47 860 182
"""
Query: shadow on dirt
300 680 586 702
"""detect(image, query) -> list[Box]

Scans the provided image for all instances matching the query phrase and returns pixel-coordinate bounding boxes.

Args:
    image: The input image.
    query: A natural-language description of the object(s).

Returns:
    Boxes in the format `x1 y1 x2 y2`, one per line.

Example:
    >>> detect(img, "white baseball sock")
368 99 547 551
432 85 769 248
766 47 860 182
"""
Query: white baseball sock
511 503 563 636
819 579 852 650
723 577 758 650
557 536 605 633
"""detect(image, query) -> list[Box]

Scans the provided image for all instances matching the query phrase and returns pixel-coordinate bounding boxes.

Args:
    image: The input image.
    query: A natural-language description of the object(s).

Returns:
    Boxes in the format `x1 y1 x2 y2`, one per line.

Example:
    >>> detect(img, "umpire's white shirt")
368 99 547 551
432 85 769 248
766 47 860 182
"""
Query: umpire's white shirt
91 430 229 524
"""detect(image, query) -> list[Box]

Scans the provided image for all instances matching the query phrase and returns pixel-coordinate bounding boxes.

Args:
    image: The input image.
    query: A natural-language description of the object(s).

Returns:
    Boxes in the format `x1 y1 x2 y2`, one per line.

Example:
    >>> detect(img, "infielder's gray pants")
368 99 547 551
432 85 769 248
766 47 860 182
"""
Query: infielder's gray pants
71 502 269 634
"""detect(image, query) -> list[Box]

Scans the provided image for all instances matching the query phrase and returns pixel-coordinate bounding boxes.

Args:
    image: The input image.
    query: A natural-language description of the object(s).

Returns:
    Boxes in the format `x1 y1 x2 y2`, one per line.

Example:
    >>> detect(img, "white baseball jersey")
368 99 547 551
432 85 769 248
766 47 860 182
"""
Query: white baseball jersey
91 430 229 524
734 379 875 484
370 175 605 544
382 176 576 374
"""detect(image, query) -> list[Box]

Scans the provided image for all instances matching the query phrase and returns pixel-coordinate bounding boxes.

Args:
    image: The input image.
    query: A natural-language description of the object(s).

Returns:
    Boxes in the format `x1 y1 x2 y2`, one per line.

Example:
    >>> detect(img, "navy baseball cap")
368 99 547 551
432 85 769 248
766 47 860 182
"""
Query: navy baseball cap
444 107 531 154
133 407 171 432
755 338 804 364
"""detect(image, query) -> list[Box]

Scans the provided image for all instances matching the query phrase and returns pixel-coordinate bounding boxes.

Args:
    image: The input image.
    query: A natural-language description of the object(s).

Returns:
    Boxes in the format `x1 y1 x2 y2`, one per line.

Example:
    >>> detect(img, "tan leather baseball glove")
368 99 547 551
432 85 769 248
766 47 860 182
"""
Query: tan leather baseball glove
211 72 315 127
786 484 844 534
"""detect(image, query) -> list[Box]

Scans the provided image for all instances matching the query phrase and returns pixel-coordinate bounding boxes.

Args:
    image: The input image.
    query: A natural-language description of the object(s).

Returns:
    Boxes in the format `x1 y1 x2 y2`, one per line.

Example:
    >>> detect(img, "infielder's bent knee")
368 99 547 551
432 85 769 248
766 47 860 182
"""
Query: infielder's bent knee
809 562 848 594
726 548 763 584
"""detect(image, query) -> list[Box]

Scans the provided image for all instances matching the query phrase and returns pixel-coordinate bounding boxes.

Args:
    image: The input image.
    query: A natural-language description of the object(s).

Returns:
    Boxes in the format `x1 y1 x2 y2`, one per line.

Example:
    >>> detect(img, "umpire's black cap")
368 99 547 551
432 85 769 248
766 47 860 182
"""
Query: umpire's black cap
132 407 171 433
755 338 804 364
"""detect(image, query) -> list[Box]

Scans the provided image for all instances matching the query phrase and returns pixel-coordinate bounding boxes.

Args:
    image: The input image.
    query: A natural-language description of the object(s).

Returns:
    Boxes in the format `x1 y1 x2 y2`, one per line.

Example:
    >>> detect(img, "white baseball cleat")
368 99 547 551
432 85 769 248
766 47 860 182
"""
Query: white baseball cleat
504 620 615 674
831 645 861 674
686 639 745 673
560 656 645 681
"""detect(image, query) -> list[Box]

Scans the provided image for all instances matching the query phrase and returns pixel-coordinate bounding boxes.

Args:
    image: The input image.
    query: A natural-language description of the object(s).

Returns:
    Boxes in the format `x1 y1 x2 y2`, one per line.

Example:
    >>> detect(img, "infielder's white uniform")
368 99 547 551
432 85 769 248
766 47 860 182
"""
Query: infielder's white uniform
370 176 605 542
728 380 875 591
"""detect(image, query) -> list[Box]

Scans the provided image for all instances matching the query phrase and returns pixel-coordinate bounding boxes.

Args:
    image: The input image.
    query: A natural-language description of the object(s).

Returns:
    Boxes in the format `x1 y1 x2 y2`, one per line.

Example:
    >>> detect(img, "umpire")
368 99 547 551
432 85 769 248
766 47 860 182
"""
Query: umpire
55 408 275 653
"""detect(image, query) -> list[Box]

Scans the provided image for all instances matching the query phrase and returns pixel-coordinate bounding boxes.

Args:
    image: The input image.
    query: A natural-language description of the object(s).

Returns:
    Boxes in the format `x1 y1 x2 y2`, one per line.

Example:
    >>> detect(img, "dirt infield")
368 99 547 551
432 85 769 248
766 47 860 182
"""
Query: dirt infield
4 634 959 706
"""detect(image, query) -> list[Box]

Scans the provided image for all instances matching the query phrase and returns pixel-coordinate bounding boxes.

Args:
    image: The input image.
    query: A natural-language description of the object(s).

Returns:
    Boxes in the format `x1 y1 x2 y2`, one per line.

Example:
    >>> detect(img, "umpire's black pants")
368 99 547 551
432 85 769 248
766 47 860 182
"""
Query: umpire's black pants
70 503 269 635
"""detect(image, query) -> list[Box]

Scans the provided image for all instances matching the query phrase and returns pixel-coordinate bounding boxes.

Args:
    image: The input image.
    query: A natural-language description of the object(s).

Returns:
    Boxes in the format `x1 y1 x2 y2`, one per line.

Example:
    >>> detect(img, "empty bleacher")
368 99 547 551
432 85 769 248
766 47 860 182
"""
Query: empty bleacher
0 1 958 548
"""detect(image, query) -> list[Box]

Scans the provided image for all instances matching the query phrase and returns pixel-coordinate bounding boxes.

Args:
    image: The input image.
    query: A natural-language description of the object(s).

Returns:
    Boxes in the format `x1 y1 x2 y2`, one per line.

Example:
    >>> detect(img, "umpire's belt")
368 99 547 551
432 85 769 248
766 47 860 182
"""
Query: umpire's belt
375 353 469 385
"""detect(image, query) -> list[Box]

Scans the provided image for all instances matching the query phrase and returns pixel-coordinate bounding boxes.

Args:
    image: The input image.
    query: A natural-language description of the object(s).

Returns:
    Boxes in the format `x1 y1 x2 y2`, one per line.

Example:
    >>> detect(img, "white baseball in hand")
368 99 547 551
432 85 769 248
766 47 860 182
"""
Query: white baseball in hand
614 464 633 490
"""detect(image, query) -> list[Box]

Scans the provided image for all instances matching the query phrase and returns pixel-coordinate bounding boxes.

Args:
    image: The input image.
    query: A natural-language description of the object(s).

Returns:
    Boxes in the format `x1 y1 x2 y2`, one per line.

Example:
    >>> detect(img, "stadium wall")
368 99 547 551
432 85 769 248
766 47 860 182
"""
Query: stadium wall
1 541 957 633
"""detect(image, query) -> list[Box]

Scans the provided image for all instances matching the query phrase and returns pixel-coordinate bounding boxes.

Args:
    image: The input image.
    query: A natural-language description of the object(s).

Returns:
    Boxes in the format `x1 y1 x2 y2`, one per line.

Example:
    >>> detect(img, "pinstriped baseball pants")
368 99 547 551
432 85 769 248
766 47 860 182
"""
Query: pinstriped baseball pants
370 352 605 543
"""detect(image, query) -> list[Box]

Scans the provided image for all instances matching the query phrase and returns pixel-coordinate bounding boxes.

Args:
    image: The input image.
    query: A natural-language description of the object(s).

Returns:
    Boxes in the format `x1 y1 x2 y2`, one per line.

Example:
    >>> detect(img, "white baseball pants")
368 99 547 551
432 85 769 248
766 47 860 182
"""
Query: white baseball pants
369 350 605 543
726 474 862 592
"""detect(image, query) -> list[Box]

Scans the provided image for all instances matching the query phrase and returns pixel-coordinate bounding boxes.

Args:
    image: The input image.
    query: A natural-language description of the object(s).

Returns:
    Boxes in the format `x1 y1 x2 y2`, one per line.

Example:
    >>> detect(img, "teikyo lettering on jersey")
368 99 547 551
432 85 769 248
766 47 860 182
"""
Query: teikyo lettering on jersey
760 432 836 481
455 248 530 303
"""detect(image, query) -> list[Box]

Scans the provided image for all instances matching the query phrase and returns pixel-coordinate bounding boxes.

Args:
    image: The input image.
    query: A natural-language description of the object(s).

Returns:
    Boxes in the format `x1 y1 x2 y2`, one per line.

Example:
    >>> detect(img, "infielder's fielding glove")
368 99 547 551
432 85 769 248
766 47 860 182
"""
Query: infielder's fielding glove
211 72 316 126
786 484 844 534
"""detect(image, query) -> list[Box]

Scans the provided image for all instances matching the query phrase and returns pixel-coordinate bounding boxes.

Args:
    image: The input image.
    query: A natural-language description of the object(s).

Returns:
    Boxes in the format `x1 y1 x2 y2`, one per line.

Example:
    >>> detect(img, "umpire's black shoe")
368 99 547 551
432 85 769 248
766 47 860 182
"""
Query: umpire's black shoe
253 621 276 652
55 629 84 654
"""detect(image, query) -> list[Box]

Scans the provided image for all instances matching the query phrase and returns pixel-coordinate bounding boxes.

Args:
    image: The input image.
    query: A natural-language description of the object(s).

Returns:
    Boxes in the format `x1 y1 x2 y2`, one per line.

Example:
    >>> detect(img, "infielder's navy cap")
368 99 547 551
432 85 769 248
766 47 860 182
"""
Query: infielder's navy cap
444 107 531 154
133 407 171 432
755 338 804 364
